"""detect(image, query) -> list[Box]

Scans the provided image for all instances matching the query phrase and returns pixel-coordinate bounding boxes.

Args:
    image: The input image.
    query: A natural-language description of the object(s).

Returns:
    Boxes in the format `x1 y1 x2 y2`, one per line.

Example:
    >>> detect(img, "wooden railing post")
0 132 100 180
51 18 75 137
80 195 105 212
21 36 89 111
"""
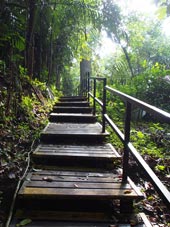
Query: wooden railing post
123 101 131 181
102 78 107 133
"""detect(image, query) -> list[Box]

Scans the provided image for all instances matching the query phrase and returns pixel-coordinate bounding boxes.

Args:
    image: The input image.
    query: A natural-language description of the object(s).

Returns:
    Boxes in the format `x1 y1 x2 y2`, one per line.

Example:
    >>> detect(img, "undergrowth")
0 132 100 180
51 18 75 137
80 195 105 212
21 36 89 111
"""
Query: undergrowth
0 71 61 180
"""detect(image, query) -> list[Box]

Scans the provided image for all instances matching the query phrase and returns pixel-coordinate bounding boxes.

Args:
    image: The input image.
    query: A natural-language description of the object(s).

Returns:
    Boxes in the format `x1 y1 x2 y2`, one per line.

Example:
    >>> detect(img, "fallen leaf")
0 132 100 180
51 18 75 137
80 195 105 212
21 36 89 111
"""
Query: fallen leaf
16 218 32 226
8 172 16 179
130 218 137 226
42 176 53 182
32 168 42 172
124 190 132 194
74 184 78 188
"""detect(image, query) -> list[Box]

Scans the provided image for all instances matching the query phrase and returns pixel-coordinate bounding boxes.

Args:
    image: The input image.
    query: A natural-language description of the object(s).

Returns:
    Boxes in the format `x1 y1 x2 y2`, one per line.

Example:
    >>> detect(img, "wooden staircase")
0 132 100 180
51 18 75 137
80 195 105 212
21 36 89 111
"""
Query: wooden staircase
10 96 152 227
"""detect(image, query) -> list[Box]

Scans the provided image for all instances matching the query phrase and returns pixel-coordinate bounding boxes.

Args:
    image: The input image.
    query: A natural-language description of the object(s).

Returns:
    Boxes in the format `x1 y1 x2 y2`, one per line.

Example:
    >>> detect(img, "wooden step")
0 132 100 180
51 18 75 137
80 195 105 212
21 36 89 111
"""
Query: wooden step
11 212 152 227
18 170 143 203
12 210 113 223
40 123 109 144
53 106 93 113
59 96 87 102
55 101 89 107
49 113 96 123
32 143 121 168
11 213 152 227
16 170 144 222
17 197 115 212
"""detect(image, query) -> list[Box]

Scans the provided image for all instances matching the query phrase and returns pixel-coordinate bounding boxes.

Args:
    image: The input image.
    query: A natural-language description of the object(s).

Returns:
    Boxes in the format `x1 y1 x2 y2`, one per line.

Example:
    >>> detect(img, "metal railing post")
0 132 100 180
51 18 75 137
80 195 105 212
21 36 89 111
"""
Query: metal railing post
123 101 131 181
93 79 96 116
87 72 90 103
85 72 88 96
102 78 107 133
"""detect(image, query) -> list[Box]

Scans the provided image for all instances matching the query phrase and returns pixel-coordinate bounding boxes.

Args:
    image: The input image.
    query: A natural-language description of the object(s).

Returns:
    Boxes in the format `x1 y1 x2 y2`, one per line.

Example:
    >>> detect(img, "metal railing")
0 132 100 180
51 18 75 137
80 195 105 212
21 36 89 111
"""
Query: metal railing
88 76 170 208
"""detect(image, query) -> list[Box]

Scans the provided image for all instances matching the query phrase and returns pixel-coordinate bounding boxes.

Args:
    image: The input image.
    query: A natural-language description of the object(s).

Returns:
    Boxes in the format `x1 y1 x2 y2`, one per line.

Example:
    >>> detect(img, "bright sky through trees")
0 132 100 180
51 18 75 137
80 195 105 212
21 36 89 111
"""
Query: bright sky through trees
162 17 170 36
99 0 169 57
98 31 116 57
116 0 156 14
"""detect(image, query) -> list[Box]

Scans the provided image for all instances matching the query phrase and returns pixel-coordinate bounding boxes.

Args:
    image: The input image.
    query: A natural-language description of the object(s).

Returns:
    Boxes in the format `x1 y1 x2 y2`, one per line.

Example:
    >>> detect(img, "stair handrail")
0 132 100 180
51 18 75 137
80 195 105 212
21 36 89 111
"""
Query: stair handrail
88 76 170 209
88 76 107 133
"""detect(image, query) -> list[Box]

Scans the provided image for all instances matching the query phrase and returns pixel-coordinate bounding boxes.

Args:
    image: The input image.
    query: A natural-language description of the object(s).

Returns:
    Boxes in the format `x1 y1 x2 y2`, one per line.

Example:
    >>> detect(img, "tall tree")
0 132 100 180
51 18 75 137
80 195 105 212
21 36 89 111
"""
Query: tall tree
101 0 135 78
26 0 37 79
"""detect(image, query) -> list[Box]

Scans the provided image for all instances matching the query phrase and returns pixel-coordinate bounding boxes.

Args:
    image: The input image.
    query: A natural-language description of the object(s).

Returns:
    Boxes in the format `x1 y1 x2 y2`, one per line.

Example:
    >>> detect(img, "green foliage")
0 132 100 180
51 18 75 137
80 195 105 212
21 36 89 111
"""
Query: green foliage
99 5 170 113
107 129 124 151
16 219 32 227
107 97 125 125
107 99 169 160
21 96 34 117
0 67 59 179
155 165 166 171
31 79 47 91
132 63 170 112
105 61 170 113
156 0 170 17
130 127 163 158
0 0 102 89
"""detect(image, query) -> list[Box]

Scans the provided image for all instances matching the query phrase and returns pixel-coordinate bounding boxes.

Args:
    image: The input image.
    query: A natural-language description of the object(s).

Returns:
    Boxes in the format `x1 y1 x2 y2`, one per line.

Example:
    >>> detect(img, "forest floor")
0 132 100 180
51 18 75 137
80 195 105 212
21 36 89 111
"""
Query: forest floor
129 158 170 227
0 77 57 226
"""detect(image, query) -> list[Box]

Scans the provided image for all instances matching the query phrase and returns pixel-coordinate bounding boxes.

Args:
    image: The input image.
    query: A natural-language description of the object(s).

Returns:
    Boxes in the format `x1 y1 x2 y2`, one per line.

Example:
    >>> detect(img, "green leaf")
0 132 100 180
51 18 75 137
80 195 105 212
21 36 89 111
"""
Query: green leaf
16 219 32 226
156 7 167 19
137 131 144 139
156 165 165 171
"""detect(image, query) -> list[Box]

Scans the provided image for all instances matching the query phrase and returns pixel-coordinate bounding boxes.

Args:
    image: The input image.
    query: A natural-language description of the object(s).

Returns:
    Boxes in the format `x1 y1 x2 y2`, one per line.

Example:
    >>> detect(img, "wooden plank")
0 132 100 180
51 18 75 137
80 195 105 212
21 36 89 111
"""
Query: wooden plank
33 153 115 158
11 217 147 227
12 211 150 227
59 98 87 102
35 149 114 154
36 144 112 149
30 171 122 181
24 181 131 190
30 170 117 177
35 151 114 155
30 175 122 183
33 143 121 160
19 171 143 200
41 123 109 135
11 220 132 227
14 210 111 222
55 101 89 107
49 113 96 123
50 113 94 117
24 223 130 226
52 106 93 113
19 187 139 198
60 98 88 102
40 123 109 144
35 150 114 154
35 143 119 154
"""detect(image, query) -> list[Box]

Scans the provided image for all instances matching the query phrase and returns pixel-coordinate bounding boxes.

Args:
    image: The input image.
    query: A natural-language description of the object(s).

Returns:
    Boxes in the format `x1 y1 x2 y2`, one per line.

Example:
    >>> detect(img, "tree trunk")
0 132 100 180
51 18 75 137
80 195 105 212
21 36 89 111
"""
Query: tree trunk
26 0 36 79
56 65 61 90
121 46 135 78
114 33 135 78
47 34 53 84
80 60 91 96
